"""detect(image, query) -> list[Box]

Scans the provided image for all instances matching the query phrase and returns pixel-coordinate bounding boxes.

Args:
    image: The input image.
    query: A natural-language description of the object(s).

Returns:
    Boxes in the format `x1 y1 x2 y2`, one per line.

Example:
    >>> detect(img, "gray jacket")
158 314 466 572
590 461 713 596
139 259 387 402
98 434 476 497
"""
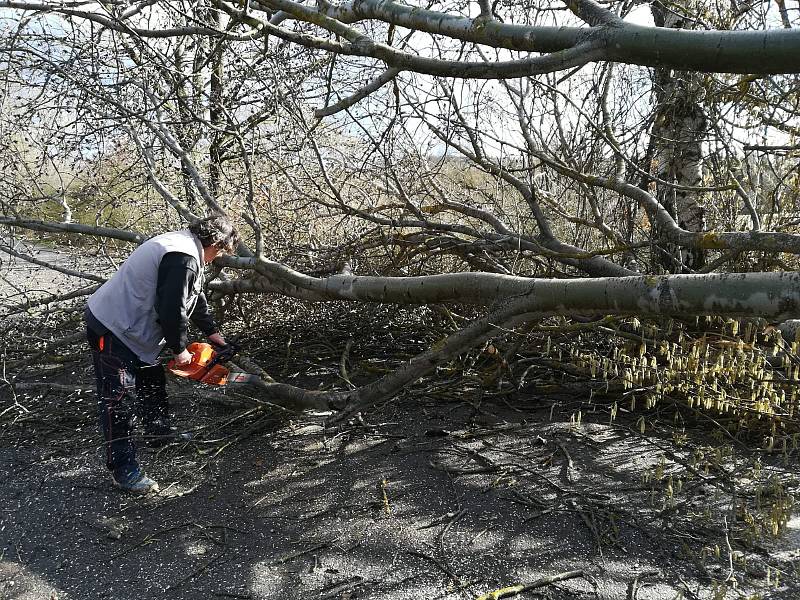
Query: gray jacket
87 230 204 364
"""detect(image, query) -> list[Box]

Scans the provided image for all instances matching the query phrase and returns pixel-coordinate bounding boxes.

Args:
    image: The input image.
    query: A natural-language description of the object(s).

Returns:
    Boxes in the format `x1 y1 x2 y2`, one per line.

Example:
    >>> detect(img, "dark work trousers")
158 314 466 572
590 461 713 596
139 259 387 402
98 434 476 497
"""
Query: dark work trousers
86 326 169 475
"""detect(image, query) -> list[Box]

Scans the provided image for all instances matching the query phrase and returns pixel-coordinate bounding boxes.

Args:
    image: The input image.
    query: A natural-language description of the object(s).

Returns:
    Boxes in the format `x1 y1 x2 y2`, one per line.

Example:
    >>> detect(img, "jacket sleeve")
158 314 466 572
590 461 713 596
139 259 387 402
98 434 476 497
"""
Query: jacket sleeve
156 253 199 354
189 291 219 337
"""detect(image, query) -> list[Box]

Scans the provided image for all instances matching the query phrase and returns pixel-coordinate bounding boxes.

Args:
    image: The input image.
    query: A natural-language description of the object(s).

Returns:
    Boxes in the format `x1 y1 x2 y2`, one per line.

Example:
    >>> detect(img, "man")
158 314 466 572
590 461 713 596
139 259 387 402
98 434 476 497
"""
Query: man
85 214 239 494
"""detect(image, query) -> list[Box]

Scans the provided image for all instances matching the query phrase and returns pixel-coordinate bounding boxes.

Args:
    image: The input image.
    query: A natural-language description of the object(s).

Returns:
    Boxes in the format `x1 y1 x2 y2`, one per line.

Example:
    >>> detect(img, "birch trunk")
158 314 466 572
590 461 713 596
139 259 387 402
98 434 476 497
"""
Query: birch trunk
213 256 800 321
650 2 707 274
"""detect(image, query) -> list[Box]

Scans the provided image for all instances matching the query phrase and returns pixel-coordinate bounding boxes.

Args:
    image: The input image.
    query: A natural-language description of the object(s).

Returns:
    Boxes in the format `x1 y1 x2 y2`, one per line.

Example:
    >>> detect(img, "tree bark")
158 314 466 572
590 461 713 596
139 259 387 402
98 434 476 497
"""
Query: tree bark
2 1 800 76
649 2 708 274
212 257 800 321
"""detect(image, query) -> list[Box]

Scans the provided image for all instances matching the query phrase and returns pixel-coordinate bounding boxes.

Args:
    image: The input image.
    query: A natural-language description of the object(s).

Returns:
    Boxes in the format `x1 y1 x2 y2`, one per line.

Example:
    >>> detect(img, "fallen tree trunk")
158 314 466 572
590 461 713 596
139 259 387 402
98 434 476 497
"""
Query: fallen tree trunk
213 258 800 317
220 271 800 416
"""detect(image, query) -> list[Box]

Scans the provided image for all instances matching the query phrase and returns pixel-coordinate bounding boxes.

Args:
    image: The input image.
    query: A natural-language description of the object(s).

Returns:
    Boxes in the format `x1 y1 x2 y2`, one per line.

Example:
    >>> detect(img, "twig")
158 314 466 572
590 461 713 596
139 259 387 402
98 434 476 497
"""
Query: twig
379 477 392 515
627 570 659 600
469 527 490 545
0 242 106 282
567 499 603 558
429 460 497 475
165 551 227 591
723 516 735 584
108 522 197 561
271 542 329 565
339 337 355 389
6 382 92 394
318 577 366 599
557 441 576 483
406 549 462 588
437 508 467 547
475 570 586 600
6 331 86 369
3 284 101 315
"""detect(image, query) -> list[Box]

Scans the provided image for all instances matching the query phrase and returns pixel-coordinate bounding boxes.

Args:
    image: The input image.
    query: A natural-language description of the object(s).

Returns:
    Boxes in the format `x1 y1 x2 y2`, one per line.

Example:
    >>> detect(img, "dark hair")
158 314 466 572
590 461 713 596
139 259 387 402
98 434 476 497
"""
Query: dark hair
188 214 240 254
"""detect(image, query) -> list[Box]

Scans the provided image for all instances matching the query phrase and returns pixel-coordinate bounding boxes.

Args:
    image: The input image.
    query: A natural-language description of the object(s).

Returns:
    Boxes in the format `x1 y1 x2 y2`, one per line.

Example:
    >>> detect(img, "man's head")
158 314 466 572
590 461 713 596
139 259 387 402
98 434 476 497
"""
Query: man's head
188 214 240 263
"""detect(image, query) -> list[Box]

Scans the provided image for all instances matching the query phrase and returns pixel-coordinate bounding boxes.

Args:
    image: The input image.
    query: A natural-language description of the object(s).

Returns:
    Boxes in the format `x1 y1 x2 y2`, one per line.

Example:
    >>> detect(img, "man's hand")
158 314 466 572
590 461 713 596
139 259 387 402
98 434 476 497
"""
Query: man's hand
208 332 226 347
174 348 193 366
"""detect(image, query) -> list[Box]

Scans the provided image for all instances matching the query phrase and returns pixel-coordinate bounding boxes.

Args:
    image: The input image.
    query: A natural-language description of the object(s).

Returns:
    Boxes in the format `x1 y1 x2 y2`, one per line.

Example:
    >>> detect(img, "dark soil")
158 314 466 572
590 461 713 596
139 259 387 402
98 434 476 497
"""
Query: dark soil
2 376 799 600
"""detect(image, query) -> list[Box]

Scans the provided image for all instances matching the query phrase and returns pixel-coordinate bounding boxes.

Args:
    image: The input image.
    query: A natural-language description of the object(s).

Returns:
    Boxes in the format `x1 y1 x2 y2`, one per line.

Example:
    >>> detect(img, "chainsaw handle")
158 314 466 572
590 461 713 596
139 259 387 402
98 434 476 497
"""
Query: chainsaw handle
166 341 231 385
209 340 240 363
172 347 194 367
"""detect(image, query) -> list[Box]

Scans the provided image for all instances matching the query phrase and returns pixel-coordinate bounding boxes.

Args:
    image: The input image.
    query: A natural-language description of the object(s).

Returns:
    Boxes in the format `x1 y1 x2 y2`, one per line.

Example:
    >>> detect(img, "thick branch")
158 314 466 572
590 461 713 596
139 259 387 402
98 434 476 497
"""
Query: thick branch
212 259 800 320
2 284 101 316
314 0 800 74
0 217 144 244
258 0 606 78
563 0 619 27
576 174 800 254
9 0 799 78
0 243 106 283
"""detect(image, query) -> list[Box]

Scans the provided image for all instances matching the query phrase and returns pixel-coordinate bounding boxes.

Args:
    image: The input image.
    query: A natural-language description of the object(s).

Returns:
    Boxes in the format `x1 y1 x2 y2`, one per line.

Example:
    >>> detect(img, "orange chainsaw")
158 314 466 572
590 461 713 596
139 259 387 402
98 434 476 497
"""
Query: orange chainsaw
166 341 260 386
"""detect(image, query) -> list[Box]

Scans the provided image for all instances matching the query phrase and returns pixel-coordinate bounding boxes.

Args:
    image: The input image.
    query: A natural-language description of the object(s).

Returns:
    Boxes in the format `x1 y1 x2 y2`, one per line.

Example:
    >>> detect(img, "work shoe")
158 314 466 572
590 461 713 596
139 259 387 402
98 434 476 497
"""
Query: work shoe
144 424 194 448
112 469 160 495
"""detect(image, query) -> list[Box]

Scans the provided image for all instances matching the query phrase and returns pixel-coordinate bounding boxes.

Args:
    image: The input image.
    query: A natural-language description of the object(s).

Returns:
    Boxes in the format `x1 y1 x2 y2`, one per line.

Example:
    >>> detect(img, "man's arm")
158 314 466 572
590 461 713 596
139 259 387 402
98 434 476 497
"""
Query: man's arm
192 292 227 347
190 291 219 338
156 253 225 357
156 253 199 355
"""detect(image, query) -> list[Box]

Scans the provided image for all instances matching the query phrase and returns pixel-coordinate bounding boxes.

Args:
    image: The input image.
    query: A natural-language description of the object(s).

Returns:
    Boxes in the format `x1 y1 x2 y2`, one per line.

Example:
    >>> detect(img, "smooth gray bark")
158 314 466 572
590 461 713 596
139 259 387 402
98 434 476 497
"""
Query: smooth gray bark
214 257 800 322
311 0 800 74
3 1 799 76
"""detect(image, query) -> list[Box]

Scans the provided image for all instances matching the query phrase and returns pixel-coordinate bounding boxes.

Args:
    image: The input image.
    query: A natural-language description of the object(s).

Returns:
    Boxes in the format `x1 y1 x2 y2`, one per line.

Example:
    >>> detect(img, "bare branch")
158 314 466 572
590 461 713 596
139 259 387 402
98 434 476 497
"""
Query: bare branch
315 0 800 73
314 67 400 118
563 0 620 26
0 217 144 244
2 284 101 316
0 243 106 283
